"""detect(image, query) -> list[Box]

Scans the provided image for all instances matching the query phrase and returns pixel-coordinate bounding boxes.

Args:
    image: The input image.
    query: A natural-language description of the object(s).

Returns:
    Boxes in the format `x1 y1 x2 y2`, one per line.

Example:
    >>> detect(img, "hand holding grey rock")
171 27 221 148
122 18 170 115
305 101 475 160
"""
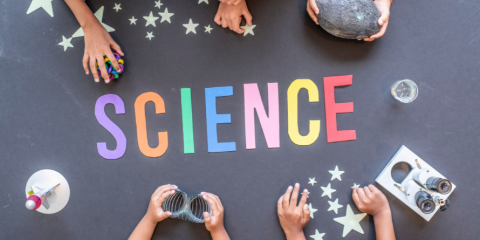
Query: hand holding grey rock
315 0 381 39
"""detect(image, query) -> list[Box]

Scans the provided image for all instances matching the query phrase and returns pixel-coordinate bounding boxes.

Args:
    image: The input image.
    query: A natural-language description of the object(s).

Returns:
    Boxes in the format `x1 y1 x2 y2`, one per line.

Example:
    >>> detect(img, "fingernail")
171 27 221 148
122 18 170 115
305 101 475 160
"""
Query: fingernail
95 79 99 82
295 183 299 188
288 186 293 190
203 195 207 198
171 190 175 193
304 189 308 192
86 71 88 75
105 80 110 83
173 185 177 188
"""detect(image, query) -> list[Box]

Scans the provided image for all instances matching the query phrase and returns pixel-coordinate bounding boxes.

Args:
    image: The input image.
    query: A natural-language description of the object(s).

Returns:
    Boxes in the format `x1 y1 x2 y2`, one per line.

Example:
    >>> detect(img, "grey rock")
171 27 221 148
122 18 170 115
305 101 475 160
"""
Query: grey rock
316 0 381 39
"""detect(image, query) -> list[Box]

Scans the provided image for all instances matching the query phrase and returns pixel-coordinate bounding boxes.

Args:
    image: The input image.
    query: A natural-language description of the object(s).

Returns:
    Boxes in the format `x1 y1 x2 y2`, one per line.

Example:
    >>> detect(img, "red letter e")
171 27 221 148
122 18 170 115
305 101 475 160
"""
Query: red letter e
324 75 356 143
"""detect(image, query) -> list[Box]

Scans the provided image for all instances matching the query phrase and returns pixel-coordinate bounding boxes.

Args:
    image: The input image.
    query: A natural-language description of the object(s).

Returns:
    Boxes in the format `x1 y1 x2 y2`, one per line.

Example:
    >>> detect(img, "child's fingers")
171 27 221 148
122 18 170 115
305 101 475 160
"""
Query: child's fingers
158 211 172 221
363 186 372 198
232 17 244 34
214 13 222 25
302 204 311 223
352 186 360 205
227 17 233 31
153 185 177 201
289 183 300 210
110 41 124 56
368 184 379 193
282 186 293 209
156 189 176 206
89 58 100 82
298 189 309 210
204 193 223 210
244 11 253 26
105 51 120 72
370 22 388 39
356 187 366 200
306 6 318 25
203 194 220 216
277 194 285 212
378 10 389 26
221 18 228 28
83 54 89 74
309 0 319 14
96 55 110 83
152 186 163 199
203 212 211 223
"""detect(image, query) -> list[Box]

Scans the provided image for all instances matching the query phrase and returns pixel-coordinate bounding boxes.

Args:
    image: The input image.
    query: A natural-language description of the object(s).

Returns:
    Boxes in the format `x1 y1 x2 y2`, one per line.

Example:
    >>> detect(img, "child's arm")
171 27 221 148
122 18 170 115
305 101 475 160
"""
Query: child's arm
201 192 231 240
214 0 252 34
128 185 178 240
277 183 310 240
64 0 123 83
352 185 396 240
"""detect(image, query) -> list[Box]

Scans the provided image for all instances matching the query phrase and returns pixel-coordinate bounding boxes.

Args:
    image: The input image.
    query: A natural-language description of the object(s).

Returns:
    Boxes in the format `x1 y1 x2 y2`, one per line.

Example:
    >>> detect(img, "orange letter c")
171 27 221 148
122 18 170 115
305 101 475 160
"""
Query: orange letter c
134 92 168 157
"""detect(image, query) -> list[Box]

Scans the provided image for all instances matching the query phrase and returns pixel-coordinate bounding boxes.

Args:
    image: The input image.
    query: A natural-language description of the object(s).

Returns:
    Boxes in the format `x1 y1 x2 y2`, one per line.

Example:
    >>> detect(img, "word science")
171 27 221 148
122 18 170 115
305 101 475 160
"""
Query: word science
95 76 357 160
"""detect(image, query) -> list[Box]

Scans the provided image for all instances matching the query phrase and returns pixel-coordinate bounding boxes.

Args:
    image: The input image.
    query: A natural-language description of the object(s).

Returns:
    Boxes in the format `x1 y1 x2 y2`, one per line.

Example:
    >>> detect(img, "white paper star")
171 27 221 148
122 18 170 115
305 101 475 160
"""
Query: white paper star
241 24 256 36
113 3 122 12
144 11 159 27
327 198 343 214
183 19 199 34
302 191 310 198
198 0 209 4
154 0 163 9
321 183 336 199
27 0 54 17
129 16 138 25
310 229 325 240
58 36 73 51
308 203 318 218
159 8 174 23
352 183 360 188
72 7 115 38
204 25 213 33
333 205 367 237
308 178 317 186
329 165 345 181
146 32 154 40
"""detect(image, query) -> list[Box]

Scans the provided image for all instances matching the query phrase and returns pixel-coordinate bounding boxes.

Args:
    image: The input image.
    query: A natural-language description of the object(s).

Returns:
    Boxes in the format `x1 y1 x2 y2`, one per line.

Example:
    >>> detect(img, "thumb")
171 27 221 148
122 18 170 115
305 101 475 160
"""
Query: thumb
303 204 311 223
160 211 172 221
310 0 319 15
378 12 388 25
203 212 212 224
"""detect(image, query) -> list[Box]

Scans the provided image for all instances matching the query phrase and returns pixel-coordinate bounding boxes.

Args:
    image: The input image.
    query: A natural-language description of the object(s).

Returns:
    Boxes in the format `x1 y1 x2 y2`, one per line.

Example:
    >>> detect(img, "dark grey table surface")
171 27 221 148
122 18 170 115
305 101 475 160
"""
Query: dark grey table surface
1 0 479 239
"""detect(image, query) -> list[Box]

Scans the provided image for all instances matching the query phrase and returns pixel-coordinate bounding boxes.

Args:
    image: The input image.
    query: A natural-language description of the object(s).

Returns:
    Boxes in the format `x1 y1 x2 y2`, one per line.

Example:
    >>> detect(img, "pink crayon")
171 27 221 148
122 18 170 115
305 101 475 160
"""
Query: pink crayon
25 183 60 210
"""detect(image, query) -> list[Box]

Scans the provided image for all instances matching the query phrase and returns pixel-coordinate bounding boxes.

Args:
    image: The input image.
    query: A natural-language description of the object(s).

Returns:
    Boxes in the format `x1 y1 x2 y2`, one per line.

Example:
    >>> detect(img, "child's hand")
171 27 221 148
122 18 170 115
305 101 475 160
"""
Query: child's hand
214 0 252 34
307 0 319 25
202 193 226 233
359 0 391 41
82 20 124 83
201 192 230 240
218 0 243 6
352 185 390 217
277 183 310 240
143 184 178 224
